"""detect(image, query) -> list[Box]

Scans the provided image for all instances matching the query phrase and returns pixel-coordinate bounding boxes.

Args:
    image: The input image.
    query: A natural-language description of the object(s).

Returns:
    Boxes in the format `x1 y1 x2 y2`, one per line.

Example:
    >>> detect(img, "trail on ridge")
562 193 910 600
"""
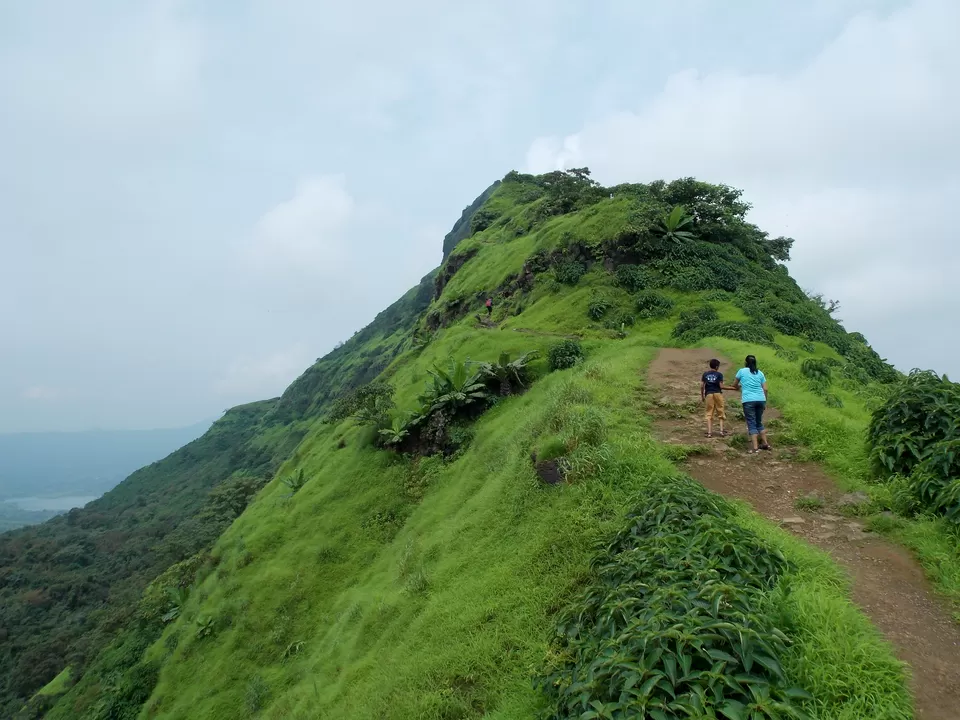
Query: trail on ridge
646 347 960 720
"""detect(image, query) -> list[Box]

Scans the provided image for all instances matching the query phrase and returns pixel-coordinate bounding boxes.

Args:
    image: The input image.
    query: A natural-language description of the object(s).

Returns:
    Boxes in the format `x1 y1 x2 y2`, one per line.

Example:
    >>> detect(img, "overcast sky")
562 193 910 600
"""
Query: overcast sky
1 0 956 433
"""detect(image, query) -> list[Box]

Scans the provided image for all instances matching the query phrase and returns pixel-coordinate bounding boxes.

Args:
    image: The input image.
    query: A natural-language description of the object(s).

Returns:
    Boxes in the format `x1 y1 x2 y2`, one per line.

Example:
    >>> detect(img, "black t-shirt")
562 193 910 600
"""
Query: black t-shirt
702 371 723 395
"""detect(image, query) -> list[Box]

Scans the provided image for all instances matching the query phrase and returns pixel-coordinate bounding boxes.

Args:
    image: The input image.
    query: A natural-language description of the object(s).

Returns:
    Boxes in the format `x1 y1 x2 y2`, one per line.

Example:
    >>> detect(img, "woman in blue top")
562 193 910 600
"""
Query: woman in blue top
728 354 770 453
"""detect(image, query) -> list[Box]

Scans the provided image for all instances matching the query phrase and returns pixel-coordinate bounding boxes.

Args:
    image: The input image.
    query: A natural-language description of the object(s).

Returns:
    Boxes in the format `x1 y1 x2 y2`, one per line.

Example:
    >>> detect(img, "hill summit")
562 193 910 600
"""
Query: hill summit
11 169 960 720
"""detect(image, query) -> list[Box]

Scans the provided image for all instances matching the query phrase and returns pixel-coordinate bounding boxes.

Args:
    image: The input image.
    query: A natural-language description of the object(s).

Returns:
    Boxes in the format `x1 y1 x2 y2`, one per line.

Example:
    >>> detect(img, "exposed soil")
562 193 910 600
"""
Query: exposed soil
646 347 960 720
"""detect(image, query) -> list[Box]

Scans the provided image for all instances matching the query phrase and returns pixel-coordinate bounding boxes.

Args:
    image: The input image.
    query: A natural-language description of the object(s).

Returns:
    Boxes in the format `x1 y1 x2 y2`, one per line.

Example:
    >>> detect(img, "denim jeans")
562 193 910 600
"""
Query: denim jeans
743 401 766 436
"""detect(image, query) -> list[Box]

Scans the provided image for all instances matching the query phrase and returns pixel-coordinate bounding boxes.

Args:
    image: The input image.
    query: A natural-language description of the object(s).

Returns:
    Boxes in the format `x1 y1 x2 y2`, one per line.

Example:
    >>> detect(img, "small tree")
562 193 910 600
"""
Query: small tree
659 206 695 243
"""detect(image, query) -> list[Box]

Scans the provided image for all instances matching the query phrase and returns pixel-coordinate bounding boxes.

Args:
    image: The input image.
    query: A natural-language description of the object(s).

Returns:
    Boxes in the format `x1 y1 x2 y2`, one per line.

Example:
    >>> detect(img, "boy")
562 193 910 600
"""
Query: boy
701 358 726 438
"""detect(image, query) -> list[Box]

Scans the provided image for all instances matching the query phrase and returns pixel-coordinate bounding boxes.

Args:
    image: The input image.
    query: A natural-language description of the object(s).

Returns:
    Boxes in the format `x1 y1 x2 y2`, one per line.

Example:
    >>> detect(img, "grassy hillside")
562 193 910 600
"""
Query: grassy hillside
32 170 960 719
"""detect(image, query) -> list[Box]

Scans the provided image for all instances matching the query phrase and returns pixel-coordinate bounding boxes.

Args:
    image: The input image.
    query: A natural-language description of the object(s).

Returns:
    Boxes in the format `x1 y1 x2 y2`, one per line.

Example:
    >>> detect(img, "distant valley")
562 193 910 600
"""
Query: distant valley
0 422 211 530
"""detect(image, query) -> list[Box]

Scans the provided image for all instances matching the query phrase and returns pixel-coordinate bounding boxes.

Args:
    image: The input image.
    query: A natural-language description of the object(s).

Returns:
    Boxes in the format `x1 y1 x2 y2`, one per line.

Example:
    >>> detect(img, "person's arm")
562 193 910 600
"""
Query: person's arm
725 377 740 392
762 382 768 399
701 379 706 401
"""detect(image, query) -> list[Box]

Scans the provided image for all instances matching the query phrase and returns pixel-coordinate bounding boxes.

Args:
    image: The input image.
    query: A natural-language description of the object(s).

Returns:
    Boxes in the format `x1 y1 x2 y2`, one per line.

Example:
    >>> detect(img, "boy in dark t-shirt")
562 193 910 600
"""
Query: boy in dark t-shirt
700 358 726 438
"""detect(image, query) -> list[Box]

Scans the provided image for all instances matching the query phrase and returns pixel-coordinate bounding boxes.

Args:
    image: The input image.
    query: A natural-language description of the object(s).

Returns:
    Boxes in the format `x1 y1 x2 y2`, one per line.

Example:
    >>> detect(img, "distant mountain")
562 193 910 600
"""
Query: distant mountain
0 422 212 504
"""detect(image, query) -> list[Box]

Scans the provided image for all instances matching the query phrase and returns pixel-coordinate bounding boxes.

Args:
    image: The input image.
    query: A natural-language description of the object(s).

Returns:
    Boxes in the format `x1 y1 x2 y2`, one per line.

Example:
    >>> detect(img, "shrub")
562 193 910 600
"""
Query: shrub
548 339 584 371
680 321 774 346
536 480 811 719
280 468 307 495
614 264 647 292
587 297 612 320
635 291 674 318
554 260 586 285
473 351 538 396
671 305 718 337
801 358 833 385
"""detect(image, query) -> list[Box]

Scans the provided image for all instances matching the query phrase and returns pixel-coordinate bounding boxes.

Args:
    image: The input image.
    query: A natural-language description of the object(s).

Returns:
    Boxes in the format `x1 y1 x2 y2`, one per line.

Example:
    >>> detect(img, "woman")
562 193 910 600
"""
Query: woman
728 354 770 453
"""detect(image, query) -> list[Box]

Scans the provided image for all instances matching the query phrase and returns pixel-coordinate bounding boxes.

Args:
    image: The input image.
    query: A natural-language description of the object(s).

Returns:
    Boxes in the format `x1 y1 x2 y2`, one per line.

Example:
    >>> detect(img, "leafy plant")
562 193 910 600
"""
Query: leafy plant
378 416 411 447
548 340 584 371
326 382 395 427
535 480 811 719
554 260 586 285
614 264 647 292
635 290 675 318
161 586 189 624
672 305 718 337
801 359 832 385
659 205 696 243
422 359 489 415
280 468 308 495
473 351 538 396
587 297 613 320
194 614 216 640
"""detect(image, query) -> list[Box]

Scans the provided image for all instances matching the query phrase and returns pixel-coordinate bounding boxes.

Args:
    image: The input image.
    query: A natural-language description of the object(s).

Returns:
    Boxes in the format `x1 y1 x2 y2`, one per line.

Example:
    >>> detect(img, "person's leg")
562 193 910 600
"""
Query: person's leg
756 402 770 449
716 395 726 436
705 395 714 437
743 402 760 452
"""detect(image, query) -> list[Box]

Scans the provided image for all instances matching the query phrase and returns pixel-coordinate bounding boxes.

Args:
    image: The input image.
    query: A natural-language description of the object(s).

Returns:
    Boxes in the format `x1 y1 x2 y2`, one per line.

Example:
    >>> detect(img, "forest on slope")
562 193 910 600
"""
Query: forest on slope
8 170 960 720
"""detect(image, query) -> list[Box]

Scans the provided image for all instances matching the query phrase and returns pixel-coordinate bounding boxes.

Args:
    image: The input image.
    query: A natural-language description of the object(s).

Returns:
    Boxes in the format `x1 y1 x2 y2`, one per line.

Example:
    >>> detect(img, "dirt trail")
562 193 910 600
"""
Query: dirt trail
647 347 960 720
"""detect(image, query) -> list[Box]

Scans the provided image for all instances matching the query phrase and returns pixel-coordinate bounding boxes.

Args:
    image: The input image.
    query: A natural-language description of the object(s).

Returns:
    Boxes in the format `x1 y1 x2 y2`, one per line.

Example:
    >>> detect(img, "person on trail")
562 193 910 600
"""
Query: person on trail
485 297 493 317
728 354 770 454
700 358 726 438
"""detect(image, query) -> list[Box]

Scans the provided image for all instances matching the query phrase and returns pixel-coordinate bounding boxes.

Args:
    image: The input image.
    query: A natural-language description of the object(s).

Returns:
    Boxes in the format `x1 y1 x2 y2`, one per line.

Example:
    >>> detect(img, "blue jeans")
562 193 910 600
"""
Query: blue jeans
743 401 766 436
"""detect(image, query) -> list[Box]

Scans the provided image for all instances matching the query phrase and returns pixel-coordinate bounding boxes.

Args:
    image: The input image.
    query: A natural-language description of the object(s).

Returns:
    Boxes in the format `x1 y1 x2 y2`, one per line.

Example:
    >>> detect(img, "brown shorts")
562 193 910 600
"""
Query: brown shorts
705 393 726 420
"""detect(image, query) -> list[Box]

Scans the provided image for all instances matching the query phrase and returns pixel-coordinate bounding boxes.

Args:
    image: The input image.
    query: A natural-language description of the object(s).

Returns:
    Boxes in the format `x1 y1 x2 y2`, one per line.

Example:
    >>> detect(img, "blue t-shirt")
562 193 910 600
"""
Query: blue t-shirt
735 367 767 403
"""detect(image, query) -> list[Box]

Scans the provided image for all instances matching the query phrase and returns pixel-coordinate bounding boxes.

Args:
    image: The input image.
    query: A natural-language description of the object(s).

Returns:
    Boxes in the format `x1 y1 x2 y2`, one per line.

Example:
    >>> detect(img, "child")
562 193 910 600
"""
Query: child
701 358 726 438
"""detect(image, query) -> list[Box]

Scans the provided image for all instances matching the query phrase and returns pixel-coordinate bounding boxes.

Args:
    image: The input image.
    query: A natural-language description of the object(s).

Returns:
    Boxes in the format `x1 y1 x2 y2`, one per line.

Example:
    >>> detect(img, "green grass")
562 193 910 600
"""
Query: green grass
139 307 912 718
35 667 72 697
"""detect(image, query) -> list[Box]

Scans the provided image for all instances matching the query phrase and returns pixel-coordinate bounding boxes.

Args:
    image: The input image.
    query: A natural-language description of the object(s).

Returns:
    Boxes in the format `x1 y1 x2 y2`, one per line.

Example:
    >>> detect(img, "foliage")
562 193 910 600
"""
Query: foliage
614 264 648 292
472 351 539 396
536 167 605 216
672 305 719 337
536 480 812 719
554 259 586 285
280 468 308 495
866 370 960 478
548 340 585 371
675 318 774 346
326 382 395 427
800 359 833 389
378 416 411 447
587 297 613 321
635 291 675 319
658 205 696 243
422 359 489 414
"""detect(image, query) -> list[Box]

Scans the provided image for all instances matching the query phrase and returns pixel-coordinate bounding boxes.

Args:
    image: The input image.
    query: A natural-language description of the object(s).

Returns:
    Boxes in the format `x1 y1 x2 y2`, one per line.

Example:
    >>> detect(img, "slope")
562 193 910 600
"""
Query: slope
40 170 960 720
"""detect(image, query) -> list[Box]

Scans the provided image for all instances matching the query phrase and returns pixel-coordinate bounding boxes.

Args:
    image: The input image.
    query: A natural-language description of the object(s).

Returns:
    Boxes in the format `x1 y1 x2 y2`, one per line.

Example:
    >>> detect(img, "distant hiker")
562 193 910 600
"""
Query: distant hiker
728 354 770 454
485 297 493 316
700 358 726 438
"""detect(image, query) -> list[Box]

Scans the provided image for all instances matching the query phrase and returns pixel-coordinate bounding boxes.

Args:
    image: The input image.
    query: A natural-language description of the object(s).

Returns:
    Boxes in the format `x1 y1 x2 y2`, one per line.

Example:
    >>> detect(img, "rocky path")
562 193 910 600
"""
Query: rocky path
647 347 960 720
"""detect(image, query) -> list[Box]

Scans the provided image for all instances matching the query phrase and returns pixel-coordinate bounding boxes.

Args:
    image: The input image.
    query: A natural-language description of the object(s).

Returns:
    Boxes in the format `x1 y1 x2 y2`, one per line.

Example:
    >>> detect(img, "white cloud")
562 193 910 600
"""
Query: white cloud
22 385 58 401
214 346 312 398
524 0 960 375
248 175 356 273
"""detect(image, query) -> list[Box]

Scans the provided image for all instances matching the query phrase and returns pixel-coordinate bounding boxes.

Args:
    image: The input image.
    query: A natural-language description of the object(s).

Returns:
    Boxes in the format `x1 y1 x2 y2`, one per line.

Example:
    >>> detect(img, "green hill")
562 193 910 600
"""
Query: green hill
15 170 960 719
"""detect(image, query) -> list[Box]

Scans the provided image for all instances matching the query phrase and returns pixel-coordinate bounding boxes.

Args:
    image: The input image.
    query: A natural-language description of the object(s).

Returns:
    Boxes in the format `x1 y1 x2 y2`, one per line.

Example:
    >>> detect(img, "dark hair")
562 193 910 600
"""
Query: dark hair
709 359 720 370
745 355 758 374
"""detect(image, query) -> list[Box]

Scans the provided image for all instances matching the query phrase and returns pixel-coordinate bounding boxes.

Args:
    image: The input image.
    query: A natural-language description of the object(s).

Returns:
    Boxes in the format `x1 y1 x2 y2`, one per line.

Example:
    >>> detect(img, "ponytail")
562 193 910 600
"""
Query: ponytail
745 355 758 375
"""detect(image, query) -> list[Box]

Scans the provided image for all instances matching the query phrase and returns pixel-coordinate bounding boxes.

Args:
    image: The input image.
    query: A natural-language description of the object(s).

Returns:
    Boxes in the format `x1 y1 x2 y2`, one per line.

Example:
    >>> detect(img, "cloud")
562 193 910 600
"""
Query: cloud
214 346 312 399
524 0 960 375
248 175 356 274
22 386 58 402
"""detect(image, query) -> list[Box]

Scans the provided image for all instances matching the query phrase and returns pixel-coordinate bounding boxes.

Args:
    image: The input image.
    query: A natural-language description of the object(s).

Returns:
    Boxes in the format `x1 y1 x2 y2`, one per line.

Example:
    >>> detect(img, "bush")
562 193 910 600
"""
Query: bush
635 291 674 318
587 297 612 320
801 358 833 384
671 305 718 337
554 260 586 285
536 480 810 719
614 264 647 292
679 321 774 346
548 340 584 371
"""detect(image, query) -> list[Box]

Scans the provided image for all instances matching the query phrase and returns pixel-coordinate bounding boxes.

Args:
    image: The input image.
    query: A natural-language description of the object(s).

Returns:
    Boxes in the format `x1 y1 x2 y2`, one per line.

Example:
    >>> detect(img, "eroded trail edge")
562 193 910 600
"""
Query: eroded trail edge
647 347 960 720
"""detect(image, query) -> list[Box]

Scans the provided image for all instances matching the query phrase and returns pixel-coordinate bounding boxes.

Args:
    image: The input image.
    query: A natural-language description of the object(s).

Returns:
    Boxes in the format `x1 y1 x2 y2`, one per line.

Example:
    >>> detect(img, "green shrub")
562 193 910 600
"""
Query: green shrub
604 312 635 329
679 321 774 346
773 344 799 363
672 305 718 337
635 291 674 318
614 264 647 292
536 480 811 719
587 297 613 320
801 359 833 384
554 260 586 285
799 340 816 353
548 340 584 371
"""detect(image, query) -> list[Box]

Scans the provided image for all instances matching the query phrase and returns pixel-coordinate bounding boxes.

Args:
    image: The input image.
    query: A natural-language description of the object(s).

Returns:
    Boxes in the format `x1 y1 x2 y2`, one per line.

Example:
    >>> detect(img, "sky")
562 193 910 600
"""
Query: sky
1 0 957 433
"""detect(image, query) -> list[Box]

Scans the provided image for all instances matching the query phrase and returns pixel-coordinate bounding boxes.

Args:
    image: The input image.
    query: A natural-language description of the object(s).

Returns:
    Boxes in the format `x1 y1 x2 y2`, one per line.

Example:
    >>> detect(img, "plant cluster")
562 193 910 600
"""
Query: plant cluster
554 260 587 286
635 291 675 319
672 306 719 337
614 264 648 292
548 340 585 371
867 370 960 523
536 480 811 719
588 297 613 321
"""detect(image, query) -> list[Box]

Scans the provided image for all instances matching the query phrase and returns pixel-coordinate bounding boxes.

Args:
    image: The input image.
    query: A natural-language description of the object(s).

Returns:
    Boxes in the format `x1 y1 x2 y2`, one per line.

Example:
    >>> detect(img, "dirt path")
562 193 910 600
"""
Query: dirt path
647 347 960 720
